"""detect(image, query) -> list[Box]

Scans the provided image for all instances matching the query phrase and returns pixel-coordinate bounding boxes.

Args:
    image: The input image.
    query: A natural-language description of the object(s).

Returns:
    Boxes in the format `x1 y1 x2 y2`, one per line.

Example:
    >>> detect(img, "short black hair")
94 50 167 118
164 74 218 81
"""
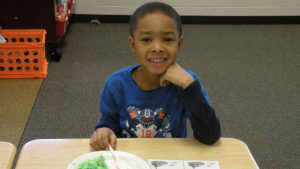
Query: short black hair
129 2 182 37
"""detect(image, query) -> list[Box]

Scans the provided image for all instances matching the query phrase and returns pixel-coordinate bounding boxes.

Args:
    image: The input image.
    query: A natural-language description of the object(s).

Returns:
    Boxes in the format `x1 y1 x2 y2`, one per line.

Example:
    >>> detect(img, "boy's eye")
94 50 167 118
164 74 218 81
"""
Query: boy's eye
164 38 175 42
141 38 151 42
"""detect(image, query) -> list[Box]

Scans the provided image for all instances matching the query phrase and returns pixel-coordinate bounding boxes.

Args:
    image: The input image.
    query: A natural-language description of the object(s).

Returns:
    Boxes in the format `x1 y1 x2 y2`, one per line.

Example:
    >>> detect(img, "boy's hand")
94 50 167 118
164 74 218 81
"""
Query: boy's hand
90 127 117 150
159 63 195 89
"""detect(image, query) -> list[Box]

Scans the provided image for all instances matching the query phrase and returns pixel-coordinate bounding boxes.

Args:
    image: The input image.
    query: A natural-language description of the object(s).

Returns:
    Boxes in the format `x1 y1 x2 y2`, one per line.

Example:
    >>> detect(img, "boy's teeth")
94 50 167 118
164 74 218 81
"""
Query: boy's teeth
151 58 164 62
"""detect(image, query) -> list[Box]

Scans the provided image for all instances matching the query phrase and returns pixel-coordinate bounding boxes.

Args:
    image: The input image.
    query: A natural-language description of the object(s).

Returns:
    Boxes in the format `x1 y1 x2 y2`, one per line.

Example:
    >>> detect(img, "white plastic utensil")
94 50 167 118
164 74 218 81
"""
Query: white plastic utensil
109 144 131 169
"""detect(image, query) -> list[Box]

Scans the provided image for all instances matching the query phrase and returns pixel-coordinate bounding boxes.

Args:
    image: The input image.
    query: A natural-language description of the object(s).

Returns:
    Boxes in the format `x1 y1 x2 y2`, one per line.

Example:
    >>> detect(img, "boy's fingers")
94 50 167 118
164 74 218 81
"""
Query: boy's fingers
90 131 101 150
95 130 104 150
93 129 108 150
160 80 169 87
162 80 169 87
89 134 95 148
109 132 117 149
100 131 110 150
90 128 116 150
159 75 169 87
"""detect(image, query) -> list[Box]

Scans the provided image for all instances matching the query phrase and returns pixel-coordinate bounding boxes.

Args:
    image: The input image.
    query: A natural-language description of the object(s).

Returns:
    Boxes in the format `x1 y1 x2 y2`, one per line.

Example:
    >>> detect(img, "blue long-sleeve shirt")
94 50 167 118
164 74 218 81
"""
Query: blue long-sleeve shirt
95 65 221 144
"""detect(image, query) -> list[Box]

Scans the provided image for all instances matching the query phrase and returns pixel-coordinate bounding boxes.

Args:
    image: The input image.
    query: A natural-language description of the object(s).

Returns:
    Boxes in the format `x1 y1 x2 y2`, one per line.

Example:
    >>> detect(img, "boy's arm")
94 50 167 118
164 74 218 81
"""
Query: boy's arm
159 63 220 144
95 83 121 135
177 80 221 145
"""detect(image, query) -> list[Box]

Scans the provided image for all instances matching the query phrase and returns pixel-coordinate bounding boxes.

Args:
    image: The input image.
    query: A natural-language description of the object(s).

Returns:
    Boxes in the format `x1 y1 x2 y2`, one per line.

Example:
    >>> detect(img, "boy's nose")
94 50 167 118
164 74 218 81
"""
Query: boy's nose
151 41 164 53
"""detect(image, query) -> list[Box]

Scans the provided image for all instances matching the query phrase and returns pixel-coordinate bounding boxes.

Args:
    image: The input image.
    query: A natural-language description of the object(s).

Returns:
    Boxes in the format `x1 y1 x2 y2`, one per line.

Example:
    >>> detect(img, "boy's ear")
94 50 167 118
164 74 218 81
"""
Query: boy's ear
177 36 183 50
128 36 136 53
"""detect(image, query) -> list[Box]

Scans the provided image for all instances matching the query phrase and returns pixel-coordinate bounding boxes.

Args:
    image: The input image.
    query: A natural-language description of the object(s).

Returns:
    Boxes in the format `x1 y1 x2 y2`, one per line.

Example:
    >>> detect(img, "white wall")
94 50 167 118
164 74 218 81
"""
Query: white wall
74 0 300 16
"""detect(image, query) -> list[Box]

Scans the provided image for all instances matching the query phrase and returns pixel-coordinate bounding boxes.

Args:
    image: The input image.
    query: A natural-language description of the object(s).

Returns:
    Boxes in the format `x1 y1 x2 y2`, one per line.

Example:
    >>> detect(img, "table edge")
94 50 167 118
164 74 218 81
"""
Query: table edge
21 137 251 146
0 141 17 169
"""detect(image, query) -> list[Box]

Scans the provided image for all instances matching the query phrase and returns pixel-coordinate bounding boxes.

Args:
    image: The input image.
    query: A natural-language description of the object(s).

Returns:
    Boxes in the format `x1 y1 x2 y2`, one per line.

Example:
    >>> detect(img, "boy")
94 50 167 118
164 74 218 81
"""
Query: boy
90 2 221 150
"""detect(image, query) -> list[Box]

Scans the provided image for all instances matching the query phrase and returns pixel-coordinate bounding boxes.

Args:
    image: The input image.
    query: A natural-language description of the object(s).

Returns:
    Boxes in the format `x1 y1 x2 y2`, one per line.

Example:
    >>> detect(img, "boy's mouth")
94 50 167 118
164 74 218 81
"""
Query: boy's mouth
148 58 167 66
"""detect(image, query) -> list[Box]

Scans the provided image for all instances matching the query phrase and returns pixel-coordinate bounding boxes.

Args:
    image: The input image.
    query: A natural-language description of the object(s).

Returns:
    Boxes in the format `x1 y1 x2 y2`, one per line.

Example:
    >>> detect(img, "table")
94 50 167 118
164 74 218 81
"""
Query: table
15 138 259 169
0 141 16 169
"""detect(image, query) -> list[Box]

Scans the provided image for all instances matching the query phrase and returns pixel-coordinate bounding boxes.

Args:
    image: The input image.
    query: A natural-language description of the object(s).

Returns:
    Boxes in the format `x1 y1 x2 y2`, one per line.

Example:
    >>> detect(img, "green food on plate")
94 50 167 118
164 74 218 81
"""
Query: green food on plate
77 155 108 169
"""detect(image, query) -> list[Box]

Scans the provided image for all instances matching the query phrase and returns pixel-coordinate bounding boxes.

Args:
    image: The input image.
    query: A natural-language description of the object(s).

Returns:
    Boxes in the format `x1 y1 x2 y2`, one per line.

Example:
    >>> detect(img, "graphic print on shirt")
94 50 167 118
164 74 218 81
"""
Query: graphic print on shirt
122 105 171 138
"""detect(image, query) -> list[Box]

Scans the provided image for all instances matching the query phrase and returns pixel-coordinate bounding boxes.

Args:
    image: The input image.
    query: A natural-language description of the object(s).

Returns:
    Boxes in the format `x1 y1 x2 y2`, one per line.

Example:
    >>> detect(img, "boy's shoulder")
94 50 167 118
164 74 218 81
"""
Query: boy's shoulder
105 65 138 84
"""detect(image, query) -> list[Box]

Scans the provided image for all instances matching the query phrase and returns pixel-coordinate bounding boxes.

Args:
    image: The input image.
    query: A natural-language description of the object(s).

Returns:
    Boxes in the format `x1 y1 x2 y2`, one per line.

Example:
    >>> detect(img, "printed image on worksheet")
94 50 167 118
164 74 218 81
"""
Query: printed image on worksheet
183 161 220 169
148 159 220 169
148 159 184 169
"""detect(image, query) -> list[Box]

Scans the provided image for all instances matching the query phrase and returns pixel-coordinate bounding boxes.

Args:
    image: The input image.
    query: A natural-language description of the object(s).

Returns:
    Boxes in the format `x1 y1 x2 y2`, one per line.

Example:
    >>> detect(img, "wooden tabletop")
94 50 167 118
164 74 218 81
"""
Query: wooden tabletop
15 138 259 169
0 141 16 169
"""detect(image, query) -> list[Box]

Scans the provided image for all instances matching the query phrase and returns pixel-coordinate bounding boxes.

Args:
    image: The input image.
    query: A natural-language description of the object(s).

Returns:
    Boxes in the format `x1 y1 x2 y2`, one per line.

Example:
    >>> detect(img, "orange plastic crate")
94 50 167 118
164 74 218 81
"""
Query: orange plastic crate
0 29 48 78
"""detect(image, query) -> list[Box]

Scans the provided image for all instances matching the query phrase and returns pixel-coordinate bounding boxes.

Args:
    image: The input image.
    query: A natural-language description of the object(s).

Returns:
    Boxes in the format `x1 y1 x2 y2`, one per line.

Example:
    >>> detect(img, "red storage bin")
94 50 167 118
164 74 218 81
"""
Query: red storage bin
55 0 74 37
56 16 69 37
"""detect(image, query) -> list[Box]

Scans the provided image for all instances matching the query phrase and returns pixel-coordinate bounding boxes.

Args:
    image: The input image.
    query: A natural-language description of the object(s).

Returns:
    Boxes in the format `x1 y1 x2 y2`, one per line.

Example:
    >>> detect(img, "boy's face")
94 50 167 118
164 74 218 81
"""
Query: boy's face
129 13 183 76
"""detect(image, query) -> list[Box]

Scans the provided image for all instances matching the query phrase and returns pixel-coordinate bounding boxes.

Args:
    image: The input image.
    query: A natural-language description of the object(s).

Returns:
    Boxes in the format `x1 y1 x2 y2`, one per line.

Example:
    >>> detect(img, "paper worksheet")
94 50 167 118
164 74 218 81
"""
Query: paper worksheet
148 159 220 169
0 33 6 43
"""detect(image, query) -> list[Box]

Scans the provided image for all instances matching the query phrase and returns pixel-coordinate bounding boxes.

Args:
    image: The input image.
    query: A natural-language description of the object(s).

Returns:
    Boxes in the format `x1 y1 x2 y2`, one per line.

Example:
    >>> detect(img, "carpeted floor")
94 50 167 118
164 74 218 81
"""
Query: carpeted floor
14 23 300 169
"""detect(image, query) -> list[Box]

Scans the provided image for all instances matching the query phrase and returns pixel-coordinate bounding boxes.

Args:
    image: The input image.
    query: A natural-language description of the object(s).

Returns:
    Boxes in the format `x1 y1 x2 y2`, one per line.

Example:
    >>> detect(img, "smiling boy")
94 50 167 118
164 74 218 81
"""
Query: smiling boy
90 2 221 150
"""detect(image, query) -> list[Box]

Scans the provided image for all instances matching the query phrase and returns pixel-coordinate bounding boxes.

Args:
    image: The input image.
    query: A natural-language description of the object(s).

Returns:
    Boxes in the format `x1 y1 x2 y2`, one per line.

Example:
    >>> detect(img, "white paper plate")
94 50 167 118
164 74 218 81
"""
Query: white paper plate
67 151 151 169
